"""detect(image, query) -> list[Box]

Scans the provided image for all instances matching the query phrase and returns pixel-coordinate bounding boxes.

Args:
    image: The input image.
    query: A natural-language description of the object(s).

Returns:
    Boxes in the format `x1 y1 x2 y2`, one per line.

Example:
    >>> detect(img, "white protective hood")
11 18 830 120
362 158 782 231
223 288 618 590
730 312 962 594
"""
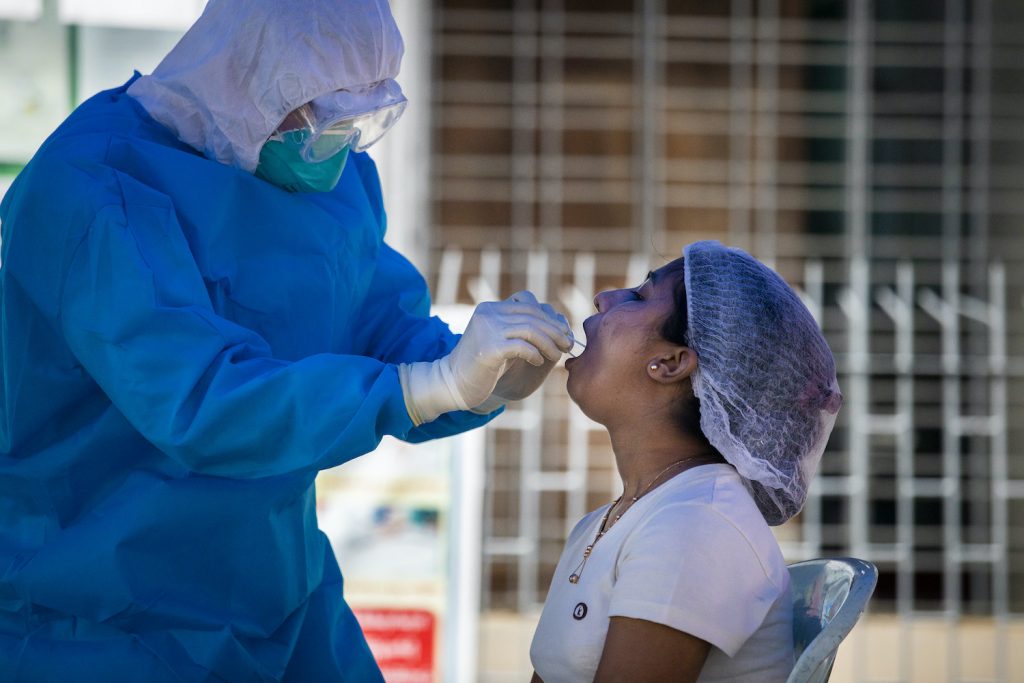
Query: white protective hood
127 0 405 172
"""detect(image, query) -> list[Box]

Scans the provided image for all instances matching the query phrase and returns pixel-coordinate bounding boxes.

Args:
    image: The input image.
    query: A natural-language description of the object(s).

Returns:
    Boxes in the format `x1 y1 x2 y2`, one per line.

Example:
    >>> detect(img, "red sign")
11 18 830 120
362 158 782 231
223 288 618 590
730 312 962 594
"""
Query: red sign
355 608 436 683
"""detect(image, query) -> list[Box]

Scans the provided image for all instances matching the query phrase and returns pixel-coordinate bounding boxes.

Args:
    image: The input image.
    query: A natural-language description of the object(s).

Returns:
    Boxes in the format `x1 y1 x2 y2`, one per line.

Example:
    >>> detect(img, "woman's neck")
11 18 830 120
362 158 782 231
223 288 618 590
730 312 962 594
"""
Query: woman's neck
607 419 722 500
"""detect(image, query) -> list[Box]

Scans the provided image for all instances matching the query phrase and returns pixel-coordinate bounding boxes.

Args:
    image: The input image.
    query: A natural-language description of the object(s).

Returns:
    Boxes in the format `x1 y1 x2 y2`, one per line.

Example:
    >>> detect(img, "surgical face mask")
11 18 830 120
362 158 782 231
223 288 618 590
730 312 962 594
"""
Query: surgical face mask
254 129 351 193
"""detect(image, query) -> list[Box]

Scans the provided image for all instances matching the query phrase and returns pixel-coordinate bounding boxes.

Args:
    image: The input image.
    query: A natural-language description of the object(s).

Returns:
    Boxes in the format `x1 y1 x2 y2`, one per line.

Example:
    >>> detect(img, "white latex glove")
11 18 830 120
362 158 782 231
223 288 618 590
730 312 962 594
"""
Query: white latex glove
472 294 570 411
399 292 572 425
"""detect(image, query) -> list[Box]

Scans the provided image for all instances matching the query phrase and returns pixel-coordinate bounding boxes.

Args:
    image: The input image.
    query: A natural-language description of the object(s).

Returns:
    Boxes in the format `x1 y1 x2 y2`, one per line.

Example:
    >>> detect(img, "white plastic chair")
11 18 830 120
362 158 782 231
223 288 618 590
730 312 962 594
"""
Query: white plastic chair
785 557 878 683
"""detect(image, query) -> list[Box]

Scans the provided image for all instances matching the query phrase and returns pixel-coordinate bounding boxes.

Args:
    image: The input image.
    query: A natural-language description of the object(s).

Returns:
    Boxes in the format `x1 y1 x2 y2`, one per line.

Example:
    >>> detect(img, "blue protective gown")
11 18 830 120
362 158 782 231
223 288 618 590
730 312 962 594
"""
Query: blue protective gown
0 76 496 682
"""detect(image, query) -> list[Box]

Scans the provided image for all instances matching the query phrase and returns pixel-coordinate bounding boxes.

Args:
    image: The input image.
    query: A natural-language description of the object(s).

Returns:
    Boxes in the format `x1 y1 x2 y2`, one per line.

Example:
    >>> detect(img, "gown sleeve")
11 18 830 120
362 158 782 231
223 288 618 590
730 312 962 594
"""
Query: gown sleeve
350 240 500 444
59 199 422 479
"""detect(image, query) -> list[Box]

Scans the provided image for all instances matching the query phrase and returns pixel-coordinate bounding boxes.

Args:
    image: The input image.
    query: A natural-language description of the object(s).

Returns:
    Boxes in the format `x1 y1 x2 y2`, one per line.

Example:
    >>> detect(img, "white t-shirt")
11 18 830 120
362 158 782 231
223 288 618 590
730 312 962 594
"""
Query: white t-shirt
529 464 793 683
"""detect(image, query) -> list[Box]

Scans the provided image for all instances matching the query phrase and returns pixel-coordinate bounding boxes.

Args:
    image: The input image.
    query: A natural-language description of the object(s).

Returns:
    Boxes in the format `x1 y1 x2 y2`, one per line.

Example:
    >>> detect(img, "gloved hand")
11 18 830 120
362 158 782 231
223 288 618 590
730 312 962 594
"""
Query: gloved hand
472 293 570 411
398 292 572 425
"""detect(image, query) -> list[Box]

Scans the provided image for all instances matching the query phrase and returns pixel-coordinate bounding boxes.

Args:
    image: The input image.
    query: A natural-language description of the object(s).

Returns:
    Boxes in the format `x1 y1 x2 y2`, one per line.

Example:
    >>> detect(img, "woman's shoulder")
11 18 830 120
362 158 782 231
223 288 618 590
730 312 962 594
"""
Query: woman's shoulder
606 466 791 660
627 465 788 585
641 464 757 519
652 464 764 521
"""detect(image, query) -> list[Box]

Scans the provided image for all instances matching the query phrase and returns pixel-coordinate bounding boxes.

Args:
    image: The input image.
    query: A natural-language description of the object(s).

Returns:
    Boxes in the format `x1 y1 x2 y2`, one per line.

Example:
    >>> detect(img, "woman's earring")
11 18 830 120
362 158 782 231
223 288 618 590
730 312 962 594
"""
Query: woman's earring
649 363 659 372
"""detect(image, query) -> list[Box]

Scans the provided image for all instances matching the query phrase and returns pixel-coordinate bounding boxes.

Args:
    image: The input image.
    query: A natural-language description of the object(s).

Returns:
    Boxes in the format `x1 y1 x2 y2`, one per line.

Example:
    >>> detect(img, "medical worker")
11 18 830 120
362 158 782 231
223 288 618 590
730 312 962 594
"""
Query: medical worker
0 1 570 681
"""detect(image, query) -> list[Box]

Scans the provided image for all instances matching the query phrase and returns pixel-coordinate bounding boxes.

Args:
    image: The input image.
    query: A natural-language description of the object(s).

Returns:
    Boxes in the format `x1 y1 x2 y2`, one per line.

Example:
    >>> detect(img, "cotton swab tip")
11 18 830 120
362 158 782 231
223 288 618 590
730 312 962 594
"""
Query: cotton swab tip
568 335 587 358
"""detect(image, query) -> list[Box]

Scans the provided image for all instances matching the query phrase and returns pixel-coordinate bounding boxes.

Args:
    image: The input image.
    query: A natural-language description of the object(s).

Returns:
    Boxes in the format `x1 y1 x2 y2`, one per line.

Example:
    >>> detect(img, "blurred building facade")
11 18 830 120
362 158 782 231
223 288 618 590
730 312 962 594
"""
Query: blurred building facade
428 1 1024 681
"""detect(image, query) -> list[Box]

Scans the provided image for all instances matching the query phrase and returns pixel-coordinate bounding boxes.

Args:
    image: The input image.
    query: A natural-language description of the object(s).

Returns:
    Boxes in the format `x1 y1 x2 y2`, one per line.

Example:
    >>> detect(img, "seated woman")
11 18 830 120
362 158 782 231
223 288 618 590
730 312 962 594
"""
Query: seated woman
529 241 842 683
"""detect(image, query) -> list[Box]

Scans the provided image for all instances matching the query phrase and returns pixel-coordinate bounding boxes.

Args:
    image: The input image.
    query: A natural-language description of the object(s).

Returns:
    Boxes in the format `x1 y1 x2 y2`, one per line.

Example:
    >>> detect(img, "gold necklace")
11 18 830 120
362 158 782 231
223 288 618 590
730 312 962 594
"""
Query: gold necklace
568 458 696 585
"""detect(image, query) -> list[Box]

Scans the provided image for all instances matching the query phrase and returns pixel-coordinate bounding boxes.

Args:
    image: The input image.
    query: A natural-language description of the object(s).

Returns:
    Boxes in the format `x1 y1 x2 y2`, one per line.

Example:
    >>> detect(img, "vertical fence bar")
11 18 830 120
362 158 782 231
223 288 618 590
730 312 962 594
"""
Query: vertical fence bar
941 261 963 676
970 2 1003 678
802 259 826 561
754 0 778 267
477 245 502 610
436 248 463 307
729 0 753 252
511 0 537 289
564 253 596 537
845 6 872 679
510 1 538 613
895 262 916 683
876 261 917 682
844 0 871 564
843 258 870 555
943 4 966 679
518 250 549 608
990 265 1008 683
634 0 663 256
539 0 565 265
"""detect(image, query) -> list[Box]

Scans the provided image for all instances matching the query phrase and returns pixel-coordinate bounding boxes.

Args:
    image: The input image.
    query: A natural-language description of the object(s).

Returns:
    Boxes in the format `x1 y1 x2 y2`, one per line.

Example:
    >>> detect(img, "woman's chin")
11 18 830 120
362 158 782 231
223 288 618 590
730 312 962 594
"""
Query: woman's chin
564 362 588 409
564 362 580 399
565 362 617 427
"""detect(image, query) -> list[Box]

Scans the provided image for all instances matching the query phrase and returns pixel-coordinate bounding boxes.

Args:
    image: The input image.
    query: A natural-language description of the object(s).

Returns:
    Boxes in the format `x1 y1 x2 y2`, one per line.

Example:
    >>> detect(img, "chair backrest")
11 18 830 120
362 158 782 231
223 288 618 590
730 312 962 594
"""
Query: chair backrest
785 557 878 683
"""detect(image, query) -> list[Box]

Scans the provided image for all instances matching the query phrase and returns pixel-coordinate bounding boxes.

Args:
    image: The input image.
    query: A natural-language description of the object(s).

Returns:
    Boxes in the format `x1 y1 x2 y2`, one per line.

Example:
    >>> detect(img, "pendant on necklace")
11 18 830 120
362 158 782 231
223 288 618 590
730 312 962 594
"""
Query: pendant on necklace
569 574 580 584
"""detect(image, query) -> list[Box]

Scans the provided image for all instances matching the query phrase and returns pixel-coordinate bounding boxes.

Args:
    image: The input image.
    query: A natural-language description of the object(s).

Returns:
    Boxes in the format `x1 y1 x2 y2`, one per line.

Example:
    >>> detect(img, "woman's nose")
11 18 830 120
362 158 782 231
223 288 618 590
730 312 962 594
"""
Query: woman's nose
593 289 624 312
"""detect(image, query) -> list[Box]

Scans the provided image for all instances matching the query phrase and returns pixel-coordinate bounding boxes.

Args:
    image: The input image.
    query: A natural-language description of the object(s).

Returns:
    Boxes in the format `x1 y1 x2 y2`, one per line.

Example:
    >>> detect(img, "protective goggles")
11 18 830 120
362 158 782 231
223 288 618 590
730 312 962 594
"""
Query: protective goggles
269 80 408 163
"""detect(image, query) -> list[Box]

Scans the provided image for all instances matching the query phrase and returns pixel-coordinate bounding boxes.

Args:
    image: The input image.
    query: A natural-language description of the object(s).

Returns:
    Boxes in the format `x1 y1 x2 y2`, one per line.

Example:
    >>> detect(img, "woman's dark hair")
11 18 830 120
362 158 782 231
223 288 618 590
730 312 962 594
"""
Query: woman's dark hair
658 259 689 348
657 259 715 448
